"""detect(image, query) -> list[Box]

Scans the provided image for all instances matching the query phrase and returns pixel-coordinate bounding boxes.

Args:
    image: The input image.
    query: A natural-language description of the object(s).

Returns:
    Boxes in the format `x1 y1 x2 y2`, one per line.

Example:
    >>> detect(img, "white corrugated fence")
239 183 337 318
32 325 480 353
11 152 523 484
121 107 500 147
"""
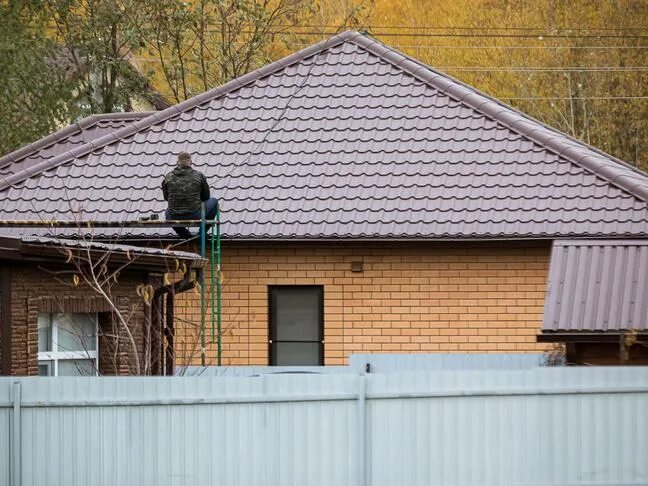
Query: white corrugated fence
1 367 647 486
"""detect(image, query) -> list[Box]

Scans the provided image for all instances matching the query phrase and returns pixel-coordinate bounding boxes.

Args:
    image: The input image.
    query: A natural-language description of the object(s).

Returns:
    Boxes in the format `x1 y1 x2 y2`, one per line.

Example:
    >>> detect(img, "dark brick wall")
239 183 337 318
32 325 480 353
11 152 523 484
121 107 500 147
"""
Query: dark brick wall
5 263 155 376
0 263 12 374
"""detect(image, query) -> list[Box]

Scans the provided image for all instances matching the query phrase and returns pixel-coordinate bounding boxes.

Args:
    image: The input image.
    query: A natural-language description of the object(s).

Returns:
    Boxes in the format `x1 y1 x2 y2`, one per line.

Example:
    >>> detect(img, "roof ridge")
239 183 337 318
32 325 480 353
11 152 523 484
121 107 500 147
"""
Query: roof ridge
348 33 648 203
0 31 360 192
0 111 154 173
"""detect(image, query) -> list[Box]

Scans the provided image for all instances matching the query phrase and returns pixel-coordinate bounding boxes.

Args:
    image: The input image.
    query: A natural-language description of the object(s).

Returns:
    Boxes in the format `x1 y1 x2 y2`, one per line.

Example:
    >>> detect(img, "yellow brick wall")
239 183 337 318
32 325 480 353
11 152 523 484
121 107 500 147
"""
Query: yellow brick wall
175 242 551 366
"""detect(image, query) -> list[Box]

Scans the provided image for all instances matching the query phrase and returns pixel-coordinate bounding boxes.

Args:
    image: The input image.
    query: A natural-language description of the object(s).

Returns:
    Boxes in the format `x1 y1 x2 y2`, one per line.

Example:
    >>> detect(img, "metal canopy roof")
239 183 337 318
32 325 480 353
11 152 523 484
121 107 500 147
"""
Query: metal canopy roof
0 235 204 270
543 239 648 333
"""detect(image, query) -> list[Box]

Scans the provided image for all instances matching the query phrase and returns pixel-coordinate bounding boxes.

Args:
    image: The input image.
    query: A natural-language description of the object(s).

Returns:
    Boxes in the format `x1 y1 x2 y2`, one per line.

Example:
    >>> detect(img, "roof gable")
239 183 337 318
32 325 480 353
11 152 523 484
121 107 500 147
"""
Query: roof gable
1 31 647 240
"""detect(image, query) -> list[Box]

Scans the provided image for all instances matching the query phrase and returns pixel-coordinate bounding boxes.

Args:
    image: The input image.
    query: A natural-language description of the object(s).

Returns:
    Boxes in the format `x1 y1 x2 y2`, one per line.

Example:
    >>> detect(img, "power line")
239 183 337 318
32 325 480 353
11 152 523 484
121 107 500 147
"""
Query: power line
506 96 648 100
128 44 648 52
128 56 648 73
391 45 648 50
291 32 648 40
440 67 648 72
284 24 648 32
210 29 648 39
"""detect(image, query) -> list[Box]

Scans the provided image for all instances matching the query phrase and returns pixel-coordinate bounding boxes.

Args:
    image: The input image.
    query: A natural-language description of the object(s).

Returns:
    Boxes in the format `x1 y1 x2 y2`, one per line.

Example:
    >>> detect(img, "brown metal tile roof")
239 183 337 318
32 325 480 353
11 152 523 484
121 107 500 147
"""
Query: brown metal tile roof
1 31 647 240
543 240 648 332
0 112 152 179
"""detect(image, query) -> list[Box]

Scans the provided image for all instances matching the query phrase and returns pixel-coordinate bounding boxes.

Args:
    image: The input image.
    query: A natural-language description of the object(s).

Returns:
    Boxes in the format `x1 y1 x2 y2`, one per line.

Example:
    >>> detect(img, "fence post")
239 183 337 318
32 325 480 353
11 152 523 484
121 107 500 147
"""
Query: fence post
357 372 368 486
10 381 21 486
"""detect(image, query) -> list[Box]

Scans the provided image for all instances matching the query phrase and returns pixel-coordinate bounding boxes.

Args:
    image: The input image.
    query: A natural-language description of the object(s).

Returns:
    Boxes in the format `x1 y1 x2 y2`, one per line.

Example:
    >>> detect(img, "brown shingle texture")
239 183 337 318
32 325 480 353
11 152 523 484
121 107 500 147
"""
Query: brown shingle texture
1 32 647 239
0 112 152 180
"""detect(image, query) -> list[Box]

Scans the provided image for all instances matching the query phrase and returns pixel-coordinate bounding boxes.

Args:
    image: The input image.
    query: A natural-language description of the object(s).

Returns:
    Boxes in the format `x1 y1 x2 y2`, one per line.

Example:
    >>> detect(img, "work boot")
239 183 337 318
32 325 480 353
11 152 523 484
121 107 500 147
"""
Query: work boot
173 227 193 240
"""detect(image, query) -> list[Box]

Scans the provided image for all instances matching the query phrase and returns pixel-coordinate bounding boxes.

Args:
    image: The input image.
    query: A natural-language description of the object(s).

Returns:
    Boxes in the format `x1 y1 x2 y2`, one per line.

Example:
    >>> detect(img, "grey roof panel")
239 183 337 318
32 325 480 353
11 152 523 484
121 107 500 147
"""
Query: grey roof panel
543 240 648 332
20 235 203 260
0 31 647 240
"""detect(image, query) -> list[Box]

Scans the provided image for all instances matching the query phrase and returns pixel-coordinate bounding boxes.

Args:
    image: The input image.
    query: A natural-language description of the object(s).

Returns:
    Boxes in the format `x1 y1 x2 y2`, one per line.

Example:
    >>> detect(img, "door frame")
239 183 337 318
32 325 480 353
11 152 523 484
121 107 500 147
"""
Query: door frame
268 285 324 366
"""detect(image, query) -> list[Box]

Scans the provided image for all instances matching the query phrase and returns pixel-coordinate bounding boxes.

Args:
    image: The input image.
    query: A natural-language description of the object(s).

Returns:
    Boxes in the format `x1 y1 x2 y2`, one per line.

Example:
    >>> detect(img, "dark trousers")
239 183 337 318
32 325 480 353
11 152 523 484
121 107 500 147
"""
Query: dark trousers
166 198 219 239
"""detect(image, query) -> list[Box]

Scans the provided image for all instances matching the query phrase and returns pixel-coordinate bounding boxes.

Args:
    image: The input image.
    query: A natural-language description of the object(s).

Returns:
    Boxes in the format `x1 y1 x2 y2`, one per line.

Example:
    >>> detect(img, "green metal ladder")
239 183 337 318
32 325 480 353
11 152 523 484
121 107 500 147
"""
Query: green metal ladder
199 203 222 366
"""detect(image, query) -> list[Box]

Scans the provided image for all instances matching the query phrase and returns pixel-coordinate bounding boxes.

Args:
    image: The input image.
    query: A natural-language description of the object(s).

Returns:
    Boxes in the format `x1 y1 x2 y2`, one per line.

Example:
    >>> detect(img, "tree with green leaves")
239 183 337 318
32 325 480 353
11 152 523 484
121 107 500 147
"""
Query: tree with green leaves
0 0 320 156
0 1 77 157
44 0 156 113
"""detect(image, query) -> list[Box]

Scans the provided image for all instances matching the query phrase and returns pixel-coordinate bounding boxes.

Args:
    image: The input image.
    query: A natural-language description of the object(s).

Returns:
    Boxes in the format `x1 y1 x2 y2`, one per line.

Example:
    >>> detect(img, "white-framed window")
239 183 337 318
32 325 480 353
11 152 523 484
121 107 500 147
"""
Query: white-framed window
37 313 99 376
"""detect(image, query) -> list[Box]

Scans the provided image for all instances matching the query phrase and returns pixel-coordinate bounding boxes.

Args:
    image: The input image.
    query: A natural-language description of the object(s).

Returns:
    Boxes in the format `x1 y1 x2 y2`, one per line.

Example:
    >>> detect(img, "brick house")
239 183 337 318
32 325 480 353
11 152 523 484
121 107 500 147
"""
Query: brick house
0 236 204 376
1 31 647 367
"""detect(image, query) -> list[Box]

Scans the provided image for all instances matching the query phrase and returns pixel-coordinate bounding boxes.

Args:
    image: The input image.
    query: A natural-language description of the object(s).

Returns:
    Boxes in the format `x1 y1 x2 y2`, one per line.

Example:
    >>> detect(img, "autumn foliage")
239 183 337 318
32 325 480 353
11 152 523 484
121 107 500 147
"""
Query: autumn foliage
1 0 646 170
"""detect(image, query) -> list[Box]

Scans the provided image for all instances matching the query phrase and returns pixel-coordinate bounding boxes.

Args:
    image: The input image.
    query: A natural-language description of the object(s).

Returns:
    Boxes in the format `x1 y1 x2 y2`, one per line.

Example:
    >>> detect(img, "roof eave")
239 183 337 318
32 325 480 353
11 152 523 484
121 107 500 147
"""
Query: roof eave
0 237 205 271
21 244 206 271
120 234 646 242
538 331 648 343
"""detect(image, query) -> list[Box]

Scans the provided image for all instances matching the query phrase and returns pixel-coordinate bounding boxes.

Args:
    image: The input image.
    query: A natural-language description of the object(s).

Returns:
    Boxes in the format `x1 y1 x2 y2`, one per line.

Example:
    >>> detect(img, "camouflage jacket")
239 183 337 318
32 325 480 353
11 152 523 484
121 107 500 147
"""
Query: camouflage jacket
161 165 210 213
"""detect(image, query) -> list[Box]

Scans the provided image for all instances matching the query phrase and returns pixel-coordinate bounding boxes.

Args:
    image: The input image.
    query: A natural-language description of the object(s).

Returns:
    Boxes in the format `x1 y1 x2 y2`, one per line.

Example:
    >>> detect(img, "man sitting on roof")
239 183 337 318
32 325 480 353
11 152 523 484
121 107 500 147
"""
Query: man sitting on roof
162 151 218 240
